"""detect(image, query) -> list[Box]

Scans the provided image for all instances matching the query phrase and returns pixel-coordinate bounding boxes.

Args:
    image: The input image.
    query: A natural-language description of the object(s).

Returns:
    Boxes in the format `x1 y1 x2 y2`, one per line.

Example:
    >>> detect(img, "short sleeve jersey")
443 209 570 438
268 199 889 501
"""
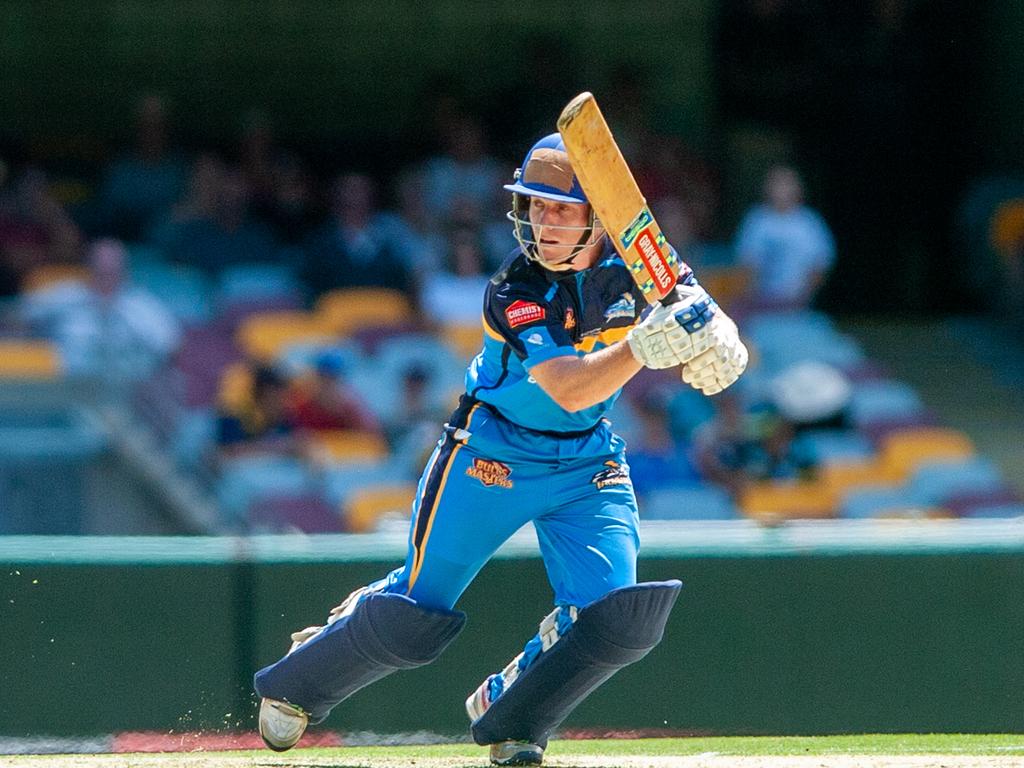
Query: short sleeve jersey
464 241 685 433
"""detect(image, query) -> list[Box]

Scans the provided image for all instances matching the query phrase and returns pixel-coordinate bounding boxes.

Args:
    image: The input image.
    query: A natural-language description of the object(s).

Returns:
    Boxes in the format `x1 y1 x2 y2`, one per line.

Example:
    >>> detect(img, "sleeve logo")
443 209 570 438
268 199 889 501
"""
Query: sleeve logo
505 299 546 328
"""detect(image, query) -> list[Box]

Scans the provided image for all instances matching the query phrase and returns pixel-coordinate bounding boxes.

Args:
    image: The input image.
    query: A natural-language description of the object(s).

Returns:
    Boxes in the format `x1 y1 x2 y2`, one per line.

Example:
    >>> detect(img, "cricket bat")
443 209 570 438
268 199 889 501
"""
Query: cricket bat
557 92 683 305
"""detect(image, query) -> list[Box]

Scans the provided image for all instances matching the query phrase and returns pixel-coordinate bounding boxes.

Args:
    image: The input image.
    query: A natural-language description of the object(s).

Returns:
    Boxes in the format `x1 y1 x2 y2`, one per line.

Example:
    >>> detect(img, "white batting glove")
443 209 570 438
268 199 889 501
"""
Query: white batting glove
625 283 717 369
680 310 748 395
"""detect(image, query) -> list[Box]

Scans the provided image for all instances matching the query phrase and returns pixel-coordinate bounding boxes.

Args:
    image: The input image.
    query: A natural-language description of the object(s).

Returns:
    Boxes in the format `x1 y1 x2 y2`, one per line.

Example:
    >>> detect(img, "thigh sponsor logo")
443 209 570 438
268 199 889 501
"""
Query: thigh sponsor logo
591 460 631 489
466 458 514 489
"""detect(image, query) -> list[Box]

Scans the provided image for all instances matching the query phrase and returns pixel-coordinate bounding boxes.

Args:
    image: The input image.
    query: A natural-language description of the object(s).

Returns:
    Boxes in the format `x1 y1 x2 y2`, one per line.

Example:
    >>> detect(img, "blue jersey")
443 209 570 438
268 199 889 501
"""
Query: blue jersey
465 241 672 434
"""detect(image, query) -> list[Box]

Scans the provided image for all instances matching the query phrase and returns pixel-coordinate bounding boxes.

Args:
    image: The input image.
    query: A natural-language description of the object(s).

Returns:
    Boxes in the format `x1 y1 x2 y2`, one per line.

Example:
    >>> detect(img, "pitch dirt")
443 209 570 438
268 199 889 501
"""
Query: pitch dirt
3 756 1024 767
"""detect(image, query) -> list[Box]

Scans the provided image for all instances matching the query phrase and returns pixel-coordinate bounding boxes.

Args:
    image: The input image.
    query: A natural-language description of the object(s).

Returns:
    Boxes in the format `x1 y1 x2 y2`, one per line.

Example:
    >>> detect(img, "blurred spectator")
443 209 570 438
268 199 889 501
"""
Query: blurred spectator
0 165 83 289
216 364 299 457
376 169 448 277
768 360 852 431
257 152 319 245
148 152 226 246
419 113 505 225
301 173 414 298
987 198 1024 327
625 390 702 497
156 167 280 275
693 394 804 496
420 226 490 325
385 363 450 473
734 165 835 309
96 95 188 239
287 350 380 433
20 238 181 380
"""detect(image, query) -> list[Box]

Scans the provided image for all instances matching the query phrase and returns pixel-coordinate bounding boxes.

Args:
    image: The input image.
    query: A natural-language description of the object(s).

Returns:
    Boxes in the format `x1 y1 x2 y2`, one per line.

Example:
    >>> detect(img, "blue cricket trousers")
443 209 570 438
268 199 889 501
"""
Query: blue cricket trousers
374 396 640 610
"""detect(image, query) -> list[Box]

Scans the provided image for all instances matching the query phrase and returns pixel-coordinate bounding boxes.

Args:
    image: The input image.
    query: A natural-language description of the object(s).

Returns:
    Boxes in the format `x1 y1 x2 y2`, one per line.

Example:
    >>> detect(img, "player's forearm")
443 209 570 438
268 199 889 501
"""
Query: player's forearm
530 342 642 412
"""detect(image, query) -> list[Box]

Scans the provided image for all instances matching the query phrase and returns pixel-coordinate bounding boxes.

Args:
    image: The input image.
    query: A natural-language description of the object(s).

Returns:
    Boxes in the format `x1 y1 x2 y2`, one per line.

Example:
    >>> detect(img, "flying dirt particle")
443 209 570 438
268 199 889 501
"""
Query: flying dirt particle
32 579 38 584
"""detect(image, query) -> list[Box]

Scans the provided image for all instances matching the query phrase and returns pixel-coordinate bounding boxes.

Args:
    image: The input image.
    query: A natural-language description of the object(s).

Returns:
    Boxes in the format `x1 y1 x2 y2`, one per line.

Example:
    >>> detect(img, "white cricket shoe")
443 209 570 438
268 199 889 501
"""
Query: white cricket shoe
489 740 544 766
258 697 309 752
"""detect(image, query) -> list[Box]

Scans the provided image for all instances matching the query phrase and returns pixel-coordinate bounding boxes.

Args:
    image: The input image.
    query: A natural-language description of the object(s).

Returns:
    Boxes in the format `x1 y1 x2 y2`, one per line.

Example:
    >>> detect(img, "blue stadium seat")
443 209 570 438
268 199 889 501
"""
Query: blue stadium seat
216 263 303 303
849 380 925 427
908 457 1004 506
963 502 1024 519
791 429 874 466
216 456 314 520
840 485 918 519
130 260 214 325
322 462 409 509
642 484 739 520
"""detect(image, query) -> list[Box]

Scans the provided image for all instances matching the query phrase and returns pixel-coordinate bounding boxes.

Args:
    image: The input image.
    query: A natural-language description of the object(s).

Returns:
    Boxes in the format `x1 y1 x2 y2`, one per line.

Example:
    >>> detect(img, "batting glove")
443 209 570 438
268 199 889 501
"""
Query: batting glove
626 283 718 369
680 310 748 395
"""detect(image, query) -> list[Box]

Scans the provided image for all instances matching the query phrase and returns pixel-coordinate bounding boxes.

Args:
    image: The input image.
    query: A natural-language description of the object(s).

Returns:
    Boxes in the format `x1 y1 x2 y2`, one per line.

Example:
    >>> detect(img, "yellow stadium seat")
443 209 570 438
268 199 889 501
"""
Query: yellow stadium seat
739 479 837 521
315 288 414 336
236 311 336 363
442 322 484 360
0 340 61 379
217 362 254 411
818 459 902 495
21 264 90 293
310 429 389 464
698 266 752 308
344 484 417 533
880 427 975 478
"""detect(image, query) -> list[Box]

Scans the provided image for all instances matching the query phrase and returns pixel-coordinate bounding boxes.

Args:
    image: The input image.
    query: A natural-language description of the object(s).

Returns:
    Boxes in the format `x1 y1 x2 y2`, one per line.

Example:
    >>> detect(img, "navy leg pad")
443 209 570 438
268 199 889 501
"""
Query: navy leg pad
470 580 682 747
254 592 466 723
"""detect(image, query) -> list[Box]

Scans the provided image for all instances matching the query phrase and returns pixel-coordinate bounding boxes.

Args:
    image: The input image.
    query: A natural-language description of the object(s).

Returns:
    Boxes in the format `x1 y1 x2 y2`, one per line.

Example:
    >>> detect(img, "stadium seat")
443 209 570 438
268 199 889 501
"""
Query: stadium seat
839 485 918 519
0 340 62 379
642 484 739 520
441 322 485 361
817 459 902 497
962 502 1024 519
129 260 214 325
908 456 1004 506
739 479 836 520
849 380 926 427
236 311 336 363
216 263 302 303
20 264 89 293
309 429 390 464
790 429 874 466
249 493 341 533
344 483 417 532
322 462 408 509
880 427 976 478
217 456 315 520
315 288 415 336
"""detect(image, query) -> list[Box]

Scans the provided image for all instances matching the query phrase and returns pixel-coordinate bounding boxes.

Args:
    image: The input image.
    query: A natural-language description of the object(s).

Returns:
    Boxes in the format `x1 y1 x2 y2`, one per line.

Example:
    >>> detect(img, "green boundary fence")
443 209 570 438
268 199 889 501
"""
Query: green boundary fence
1 522 1022 736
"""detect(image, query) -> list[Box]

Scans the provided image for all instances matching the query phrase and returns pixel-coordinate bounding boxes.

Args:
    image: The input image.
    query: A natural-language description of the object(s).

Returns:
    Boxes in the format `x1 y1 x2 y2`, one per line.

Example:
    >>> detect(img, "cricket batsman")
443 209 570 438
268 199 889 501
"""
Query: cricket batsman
254 130 748 765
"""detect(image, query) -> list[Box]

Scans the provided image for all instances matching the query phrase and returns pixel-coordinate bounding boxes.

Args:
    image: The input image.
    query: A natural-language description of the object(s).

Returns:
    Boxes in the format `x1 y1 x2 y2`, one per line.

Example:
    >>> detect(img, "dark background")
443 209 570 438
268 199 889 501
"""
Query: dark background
1 0 1020 315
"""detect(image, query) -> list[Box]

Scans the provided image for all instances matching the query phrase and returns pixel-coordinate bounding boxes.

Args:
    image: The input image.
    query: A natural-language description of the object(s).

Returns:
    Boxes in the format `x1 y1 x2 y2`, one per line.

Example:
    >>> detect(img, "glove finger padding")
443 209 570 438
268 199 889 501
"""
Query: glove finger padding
626 284 717 370
680 313 748 395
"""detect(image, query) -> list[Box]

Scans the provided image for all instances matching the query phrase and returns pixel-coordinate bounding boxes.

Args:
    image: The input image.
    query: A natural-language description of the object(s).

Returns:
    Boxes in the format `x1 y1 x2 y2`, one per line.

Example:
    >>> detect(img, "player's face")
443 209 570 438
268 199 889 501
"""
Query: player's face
528 197 602 270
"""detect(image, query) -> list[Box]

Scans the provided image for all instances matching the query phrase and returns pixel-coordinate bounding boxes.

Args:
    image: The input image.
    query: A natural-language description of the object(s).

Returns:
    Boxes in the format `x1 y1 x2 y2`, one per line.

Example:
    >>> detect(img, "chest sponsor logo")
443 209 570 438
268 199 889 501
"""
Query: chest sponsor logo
563 308 576 331
505 299 546 328
466 458 514 489
591 460 631 490
604 292 636 322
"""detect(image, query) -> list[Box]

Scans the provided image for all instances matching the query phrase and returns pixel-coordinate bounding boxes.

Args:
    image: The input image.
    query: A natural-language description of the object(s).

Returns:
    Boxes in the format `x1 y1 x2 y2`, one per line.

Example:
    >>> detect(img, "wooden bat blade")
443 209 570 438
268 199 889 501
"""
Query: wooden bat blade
558 92 682 303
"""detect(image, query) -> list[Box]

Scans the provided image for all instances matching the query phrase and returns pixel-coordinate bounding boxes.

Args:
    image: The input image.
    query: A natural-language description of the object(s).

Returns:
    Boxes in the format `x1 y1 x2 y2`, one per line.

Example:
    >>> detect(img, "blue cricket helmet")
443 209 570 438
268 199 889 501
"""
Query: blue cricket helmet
504 133 588 204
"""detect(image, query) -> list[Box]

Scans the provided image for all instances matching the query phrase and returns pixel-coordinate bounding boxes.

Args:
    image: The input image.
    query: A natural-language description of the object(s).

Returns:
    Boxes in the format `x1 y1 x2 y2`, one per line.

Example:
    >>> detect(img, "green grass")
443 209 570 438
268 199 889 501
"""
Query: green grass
282 734 1024 759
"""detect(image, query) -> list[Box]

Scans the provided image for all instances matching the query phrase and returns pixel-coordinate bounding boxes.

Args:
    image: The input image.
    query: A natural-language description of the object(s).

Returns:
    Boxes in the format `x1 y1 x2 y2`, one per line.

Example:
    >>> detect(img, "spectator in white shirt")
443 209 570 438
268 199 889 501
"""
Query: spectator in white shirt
734 165 835 309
